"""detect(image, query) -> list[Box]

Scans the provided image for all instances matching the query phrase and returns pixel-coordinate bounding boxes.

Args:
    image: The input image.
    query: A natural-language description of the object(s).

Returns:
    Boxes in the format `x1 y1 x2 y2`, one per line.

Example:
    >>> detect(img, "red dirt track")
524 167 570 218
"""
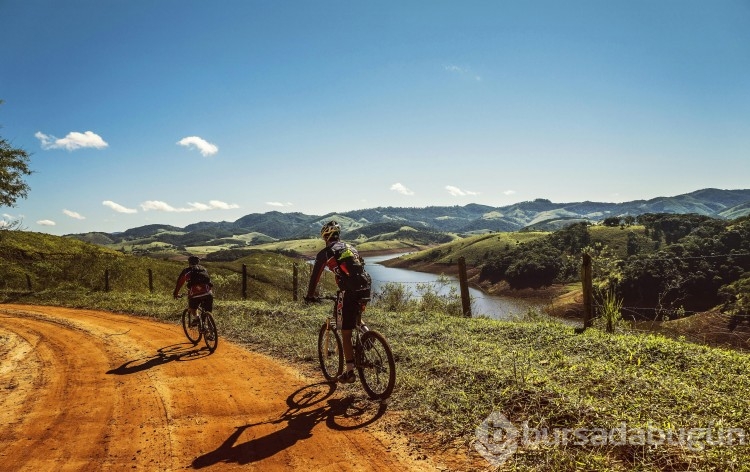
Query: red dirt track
0 305 441 471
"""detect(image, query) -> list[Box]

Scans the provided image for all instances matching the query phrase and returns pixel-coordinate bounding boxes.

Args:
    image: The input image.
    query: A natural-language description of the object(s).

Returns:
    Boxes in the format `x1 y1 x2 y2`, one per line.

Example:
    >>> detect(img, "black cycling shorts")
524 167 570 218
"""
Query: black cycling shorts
341 290 365 330
189 294 214 313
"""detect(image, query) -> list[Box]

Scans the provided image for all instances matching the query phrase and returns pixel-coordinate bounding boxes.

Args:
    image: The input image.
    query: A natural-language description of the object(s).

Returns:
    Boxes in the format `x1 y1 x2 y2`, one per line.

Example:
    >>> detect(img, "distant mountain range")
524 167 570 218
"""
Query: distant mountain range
68 188 750 247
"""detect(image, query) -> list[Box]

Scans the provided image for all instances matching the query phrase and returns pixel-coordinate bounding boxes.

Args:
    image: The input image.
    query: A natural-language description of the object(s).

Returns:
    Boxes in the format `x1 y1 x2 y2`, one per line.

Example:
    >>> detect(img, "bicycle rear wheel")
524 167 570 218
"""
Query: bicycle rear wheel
318 322 343 381
202 312 218 352
182 308 202 344
356 330 396 400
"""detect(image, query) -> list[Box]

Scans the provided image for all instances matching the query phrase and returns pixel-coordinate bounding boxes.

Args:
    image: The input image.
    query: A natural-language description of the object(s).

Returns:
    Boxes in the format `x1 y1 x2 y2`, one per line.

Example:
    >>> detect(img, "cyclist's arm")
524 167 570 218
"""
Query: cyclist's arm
173 268 189 298
305 251 328 299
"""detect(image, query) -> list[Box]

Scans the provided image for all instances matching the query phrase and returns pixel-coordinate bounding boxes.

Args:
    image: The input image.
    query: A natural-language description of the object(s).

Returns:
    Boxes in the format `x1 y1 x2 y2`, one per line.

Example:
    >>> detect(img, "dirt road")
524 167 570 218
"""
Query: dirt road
0 305 442 471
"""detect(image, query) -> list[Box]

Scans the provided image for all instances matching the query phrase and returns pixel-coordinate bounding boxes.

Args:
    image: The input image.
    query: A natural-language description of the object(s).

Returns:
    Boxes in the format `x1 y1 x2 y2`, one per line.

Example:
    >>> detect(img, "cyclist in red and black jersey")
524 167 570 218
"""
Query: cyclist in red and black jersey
305 221 372 383
173 256 214 326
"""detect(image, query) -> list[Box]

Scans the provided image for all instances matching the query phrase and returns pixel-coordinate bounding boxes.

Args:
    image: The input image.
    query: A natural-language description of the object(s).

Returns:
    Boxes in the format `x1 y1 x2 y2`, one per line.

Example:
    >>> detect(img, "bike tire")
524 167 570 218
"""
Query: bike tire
182 308 202 344
202 312 219 352
318 322 344 381
356 330 396 400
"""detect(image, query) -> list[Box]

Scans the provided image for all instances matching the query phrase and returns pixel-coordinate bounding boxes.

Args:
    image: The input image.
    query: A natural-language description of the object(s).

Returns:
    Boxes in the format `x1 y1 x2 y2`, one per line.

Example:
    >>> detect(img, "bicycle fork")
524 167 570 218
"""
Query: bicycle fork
323 317 337 359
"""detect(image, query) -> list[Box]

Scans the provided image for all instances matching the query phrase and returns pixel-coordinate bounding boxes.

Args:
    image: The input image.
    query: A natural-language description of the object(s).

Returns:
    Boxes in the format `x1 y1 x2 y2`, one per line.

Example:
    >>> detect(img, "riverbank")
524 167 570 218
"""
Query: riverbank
378 251 585 322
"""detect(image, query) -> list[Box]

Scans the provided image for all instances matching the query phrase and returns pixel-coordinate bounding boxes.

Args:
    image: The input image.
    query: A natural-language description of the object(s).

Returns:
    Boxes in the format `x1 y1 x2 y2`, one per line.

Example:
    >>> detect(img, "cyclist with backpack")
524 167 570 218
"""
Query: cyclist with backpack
305 221 372 384
173 255 214 326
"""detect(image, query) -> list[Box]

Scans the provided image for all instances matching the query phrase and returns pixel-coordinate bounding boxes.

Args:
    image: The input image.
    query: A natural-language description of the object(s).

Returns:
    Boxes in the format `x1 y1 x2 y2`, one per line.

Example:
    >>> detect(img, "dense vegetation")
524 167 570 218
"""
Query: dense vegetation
476 214 750 320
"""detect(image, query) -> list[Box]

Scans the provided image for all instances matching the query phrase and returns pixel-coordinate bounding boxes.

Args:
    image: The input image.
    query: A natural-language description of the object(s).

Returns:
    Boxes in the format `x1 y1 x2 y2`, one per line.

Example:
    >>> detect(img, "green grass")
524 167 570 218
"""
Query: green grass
0 230 332 302
6 288 750 471
588 225 654 259
392 231 549 267
392 225 656 270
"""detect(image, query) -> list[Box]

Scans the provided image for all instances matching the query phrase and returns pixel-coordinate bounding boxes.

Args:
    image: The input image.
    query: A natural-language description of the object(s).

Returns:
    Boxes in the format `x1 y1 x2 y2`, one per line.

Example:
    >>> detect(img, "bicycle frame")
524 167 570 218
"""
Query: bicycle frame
180 295 218 352
316 293 395 400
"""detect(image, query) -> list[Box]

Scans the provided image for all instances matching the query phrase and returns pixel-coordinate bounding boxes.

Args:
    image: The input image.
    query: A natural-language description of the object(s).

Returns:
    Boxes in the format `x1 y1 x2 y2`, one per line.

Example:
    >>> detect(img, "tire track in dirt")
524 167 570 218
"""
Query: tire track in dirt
0 305 442 471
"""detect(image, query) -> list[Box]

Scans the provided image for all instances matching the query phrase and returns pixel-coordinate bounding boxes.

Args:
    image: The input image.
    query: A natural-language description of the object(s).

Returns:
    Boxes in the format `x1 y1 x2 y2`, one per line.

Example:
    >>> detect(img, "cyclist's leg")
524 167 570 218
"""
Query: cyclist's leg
188 297 200 324
338 291 358 382
200 294 214 314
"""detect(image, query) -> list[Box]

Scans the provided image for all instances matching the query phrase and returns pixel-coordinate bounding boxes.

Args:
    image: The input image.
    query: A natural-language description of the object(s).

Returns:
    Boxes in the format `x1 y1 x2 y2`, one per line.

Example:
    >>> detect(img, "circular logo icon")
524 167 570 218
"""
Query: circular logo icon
474 411 519 467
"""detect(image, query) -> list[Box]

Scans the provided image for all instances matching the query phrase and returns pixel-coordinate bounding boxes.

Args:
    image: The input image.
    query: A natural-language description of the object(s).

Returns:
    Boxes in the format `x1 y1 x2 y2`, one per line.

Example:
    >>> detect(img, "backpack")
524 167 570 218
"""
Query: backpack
332 242 372 299
188 265 212 287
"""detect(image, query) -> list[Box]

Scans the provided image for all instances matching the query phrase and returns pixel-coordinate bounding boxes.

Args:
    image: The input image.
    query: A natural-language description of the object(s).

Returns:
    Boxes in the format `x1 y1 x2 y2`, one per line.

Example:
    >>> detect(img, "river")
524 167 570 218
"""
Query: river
364 253 537 320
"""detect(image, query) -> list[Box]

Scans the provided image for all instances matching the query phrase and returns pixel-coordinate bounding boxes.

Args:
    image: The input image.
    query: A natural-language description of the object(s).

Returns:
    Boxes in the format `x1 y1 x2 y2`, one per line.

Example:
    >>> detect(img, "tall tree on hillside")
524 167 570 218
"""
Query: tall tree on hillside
0 100 33 209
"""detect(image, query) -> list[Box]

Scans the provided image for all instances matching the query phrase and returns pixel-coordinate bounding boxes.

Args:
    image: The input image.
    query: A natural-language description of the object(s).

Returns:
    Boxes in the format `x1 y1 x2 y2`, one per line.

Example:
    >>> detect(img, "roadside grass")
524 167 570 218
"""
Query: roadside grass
6 289 750 471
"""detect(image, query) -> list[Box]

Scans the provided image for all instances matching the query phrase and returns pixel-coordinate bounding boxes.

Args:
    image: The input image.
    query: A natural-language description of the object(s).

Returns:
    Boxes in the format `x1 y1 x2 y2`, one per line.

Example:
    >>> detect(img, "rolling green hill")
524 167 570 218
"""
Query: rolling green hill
0 230 309 301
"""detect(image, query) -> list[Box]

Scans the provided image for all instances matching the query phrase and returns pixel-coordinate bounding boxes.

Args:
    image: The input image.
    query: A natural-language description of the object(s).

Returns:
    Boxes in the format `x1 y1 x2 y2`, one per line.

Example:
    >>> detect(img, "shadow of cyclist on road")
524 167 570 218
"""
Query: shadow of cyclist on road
106 343 210 375
192 381 388 468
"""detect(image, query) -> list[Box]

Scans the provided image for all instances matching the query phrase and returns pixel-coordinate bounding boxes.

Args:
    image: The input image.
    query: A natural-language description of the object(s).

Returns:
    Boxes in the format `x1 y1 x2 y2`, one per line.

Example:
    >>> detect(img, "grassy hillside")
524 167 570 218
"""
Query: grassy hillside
387 225 654 269
388 231 550 268
0 230 316 302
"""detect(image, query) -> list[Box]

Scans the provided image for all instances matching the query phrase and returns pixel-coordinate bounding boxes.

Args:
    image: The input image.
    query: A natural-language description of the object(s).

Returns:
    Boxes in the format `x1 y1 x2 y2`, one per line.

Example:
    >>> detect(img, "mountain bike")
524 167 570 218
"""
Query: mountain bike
179 296 218 352
313 294 396 401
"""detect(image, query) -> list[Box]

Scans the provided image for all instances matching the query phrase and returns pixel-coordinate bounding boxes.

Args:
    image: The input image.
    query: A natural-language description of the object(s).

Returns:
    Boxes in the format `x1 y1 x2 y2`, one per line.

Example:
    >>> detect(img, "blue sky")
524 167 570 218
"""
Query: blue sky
1 0 748 236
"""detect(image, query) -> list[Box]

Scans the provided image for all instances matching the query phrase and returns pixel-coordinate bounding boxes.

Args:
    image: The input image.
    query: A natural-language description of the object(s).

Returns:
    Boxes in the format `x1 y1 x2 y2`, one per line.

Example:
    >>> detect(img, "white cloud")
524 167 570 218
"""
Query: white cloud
266 201 294 207
503 190 516 196
141 200 239 212
390 183 415 196
141 201 183 212
443 64 482 81
207 200 240 210
445 65 467 74
177 136 218 156
446 185 479 197
103 200 138 214
35 131 108 151
37 219 56 226
63 209 85 220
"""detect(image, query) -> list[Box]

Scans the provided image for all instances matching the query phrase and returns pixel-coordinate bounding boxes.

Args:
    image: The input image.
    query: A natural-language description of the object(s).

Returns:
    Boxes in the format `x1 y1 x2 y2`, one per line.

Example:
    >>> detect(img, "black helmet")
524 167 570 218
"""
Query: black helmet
320 220 341 242
188 256 200 266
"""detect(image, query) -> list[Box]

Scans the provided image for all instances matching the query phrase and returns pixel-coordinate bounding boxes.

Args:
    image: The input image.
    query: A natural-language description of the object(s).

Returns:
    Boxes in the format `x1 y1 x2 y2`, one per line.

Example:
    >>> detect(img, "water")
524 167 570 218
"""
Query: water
364 253 537 320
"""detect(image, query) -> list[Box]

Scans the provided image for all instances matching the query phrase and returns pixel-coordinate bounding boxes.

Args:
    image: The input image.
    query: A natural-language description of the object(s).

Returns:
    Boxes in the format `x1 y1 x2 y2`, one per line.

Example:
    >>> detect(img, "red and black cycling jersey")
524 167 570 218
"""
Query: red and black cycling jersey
306 240 367 297
173 265 213 299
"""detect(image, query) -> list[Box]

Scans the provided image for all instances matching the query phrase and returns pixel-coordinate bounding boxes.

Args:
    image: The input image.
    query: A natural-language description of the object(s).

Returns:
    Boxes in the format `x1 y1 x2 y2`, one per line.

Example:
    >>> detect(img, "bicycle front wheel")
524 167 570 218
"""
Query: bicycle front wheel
356 330 396 400
182 309 202 344
318 322 343 381
202 312 218 352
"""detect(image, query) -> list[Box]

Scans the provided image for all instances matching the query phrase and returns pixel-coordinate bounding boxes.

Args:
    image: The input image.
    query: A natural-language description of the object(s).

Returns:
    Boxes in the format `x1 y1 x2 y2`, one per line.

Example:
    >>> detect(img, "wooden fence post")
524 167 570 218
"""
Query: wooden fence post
148 269 154 293
293 263 299 301
105 269 110 292
242 264 248 300
458 256 472 317
582 253 593 328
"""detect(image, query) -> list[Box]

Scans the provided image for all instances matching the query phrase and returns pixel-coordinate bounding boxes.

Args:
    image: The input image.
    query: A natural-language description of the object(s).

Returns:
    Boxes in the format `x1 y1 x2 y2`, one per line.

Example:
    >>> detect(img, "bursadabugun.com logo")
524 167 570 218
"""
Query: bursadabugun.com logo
475 411 747 467
474 412 519 468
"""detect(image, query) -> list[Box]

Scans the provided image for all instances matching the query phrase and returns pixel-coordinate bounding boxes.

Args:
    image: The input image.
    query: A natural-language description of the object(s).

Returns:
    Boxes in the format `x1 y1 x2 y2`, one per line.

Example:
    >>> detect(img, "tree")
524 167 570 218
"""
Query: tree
602 216 622 227
1 101 33 208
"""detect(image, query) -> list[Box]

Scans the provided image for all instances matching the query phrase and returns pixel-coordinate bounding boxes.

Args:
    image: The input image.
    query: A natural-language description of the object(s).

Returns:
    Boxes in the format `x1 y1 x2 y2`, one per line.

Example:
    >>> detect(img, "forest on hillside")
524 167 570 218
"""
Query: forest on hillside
479 213 750 320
